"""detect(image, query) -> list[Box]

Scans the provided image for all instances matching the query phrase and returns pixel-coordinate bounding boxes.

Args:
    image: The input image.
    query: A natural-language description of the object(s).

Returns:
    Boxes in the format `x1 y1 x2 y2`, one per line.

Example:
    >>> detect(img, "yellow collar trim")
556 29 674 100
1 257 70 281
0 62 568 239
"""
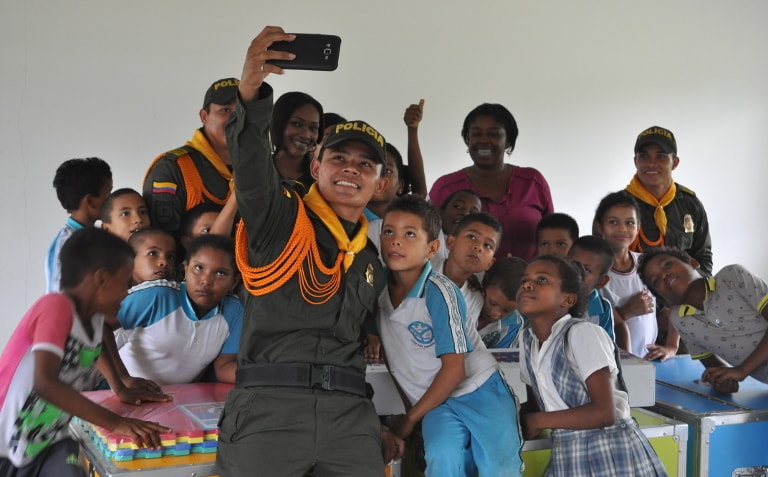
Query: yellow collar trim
678 277 716 316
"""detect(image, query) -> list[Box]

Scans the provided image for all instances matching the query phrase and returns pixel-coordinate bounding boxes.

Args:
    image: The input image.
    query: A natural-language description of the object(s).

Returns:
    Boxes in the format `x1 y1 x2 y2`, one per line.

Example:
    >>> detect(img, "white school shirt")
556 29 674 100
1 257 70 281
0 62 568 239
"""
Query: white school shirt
433 259 484 332
116 280 243 385
519 315 631 419
377 262 498 406
600 251 657 357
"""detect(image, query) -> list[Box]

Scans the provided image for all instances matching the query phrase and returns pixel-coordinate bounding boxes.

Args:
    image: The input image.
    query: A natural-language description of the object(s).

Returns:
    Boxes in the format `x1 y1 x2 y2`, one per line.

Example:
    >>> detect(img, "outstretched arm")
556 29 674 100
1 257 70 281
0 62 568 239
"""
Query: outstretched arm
237 27 295 102
34 350 171 449
702 306 768 391
98 316 170 405
644 306 680 361
209 190 239 236
227 27 298 259
404 99 427 197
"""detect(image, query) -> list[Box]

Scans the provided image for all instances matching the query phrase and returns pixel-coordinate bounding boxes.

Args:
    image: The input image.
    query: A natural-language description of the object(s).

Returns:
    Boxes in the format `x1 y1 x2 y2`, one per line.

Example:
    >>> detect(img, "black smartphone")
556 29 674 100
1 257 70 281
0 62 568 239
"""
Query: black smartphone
268 34 341 71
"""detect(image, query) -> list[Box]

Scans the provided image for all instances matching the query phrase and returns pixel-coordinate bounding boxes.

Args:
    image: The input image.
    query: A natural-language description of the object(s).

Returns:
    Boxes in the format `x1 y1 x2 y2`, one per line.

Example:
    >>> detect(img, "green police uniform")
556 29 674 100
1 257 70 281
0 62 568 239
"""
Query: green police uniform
143 130 232 239
628 183 713 276
215 83 386 477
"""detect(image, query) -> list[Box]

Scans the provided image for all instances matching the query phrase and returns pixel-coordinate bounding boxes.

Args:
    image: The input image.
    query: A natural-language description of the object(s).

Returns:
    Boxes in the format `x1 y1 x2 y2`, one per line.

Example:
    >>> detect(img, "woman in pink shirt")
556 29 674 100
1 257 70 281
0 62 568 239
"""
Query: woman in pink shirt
429 103 553 260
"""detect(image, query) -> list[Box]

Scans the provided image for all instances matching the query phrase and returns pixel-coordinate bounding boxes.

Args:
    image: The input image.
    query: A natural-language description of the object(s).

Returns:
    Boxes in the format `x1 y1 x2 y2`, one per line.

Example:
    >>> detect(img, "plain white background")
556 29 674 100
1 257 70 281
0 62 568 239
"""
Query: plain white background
1 1 767 349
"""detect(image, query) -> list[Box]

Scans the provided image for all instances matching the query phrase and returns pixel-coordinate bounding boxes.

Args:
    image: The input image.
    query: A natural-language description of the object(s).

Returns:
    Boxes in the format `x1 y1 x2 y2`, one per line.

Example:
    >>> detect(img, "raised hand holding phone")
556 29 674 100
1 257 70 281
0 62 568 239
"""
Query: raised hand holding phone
239 27 295 102
268 34 342 71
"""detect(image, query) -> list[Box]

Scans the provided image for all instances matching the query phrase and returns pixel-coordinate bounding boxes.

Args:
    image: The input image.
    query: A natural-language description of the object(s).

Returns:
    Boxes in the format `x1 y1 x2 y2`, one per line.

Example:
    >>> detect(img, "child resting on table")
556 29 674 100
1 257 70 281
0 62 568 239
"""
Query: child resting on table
639 247 768 392
0 228 170 477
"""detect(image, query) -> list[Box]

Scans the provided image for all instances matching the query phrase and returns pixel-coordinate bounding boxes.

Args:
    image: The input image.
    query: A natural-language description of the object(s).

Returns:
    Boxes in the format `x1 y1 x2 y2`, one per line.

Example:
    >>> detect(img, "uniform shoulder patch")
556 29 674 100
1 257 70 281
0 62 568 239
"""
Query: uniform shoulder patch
167 147 191 159
677 184 696 196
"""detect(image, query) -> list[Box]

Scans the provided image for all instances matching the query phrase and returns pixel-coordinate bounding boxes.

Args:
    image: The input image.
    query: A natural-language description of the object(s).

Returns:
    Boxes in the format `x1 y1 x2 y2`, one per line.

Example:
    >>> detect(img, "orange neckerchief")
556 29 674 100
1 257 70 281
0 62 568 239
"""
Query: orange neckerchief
303 184 369 272
235 184 368 304
186 129 233 181
626 174 676 251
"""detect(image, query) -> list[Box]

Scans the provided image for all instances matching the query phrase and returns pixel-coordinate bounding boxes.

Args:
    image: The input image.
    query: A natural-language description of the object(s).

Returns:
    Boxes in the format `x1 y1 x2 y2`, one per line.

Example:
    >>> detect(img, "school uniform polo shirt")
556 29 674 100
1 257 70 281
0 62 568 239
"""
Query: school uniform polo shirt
601 251 657 357
45 217 85 293
432 259 484 331
116 280 243 385
584 289 615 340
377 262 498 407
479 310 524 349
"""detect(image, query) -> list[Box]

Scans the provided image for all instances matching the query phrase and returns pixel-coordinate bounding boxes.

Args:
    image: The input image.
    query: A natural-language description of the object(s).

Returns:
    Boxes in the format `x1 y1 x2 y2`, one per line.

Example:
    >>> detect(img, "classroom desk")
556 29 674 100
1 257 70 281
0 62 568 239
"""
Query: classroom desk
651 356 768 477
71 382 230 477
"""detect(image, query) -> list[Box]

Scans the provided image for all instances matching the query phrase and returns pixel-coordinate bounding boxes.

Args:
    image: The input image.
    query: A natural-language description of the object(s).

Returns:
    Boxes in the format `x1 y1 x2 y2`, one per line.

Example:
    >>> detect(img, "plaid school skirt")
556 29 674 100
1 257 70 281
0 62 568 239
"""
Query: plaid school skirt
546 418 667 477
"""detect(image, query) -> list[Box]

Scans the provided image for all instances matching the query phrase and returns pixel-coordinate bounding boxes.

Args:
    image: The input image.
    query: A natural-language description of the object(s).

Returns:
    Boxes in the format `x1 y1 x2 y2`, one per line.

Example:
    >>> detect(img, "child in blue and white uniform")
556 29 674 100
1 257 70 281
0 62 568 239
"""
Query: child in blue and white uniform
567 235 616 340
46 157 112 292
476 257 527 348
116 234 242 385
377 196 522 477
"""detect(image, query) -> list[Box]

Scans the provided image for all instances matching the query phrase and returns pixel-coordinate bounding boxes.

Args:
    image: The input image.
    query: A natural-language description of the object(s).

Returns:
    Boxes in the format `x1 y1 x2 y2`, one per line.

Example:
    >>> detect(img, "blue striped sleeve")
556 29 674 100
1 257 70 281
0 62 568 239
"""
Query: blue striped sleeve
425 273 472 356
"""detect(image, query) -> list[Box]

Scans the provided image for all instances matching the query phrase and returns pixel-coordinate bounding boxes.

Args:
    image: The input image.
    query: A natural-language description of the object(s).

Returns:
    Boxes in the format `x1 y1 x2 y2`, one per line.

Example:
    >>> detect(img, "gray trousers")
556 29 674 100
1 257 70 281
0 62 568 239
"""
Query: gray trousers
216 387 384 477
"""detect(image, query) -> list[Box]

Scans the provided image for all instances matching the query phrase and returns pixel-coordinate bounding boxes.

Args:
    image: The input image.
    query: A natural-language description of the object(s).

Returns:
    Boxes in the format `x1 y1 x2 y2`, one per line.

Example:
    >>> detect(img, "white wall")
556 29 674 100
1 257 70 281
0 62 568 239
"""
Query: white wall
2 0 767 349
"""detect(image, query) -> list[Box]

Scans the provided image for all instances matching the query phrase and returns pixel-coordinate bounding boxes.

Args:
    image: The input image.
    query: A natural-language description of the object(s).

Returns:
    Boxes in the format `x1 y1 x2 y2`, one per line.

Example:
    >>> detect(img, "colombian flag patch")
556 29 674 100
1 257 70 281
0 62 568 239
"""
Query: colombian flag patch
152 181 178 195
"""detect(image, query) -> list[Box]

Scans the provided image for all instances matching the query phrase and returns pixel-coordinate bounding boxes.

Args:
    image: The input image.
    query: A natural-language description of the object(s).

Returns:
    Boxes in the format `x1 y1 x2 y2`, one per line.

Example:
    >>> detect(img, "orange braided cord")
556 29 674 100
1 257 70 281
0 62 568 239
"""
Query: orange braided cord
235 198 343 304
630 228 664 253
298 246 343 305
178 155 229 210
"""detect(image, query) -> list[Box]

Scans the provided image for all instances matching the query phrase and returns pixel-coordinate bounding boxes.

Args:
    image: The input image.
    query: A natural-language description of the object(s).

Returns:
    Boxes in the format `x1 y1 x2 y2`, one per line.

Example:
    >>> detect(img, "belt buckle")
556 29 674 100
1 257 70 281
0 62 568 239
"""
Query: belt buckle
310 364 333 391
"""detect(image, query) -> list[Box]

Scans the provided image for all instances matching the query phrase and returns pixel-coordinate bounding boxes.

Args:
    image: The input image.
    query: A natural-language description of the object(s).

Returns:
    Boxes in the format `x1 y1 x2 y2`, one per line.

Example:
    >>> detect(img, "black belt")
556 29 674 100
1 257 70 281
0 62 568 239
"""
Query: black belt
235 362 368 397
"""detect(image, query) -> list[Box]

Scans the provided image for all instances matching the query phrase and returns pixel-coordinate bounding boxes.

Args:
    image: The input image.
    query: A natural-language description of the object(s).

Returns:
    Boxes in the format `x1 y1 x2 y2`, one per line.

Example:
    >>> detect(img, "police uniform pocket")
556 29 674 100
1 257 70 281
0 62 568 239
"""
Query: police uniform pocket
677 233 694 250
155 200 180 231
217 389 257 444
354 273 377 314
334 271 377 343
